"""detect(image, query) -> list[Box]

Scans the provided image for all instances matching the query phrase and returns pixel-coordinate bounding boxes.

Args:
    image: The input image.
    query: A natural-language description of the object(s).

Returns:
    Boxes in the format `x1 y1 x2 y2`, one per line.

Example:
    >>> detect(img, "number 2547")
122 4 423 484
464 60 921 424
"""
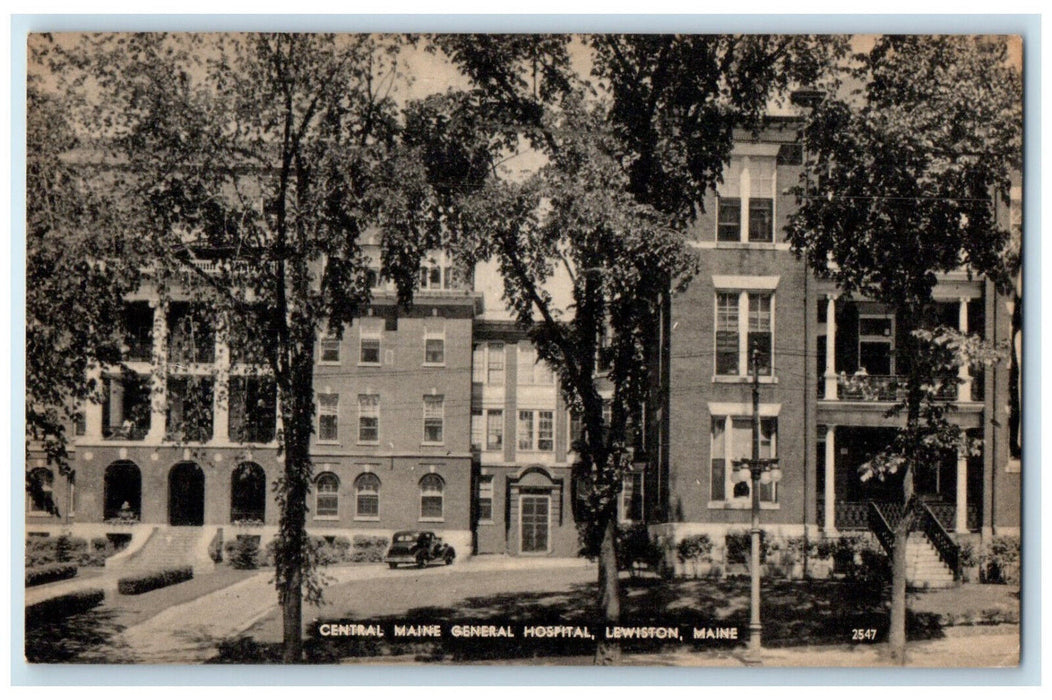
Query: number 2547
852 628 878 641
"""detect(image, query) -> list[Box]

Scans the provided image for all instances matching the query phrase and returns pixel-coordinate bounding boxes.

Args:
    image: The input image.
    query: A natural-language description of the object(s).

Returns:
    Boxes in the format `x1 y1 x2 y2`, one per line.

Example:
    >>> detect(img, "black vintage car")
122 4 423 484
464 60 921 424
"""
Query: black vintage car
384 530 456 569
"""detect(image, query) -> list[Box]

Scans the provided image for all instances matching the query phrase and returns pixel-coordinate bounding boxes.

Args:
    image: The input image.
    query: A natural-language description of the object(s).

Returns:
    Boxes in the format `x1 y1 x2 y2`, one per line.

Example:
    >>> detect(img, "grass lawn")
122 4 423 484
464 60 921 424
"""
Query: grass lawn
24 566 260 663
213 568 1020 663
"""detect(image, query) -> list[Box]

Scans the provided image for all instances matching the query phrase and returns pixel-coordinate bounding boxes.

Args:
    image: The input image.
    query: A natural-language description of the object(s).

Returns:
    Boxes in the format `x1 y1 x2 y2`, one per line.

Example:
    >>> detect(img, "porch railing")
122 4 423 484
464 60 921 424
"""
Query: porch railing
820 374 963 402
867 502 895 556
821 499 979 532
916 500 961 580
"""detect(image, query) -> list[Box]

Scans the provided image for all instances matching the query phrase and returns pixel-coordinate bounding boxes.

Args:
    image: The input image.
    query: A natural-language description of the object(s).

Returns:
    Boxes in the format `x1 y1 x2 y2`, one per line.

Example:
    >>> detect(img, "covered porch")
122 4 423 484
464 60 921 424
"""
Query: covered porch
816 425 982 533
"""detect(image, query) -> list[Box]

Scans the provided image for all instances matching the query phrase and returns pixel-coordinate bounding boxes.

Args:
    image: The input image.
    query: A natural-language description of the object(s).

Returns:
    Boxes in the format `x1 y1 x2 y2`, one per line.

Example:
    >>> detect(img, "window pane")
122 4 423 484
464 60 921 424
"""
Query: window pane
748 198 773 242
472 345 486 383
425 338 444 364
316 474 339 517
360 337 381 364
423 396 444 443
518 411 534 450
538 411 554 451
477 476 494 521
716 293 740 375
487 343 504 385
471 410 484 450
320 338 340 362
486 409 503 450
717 197 742 241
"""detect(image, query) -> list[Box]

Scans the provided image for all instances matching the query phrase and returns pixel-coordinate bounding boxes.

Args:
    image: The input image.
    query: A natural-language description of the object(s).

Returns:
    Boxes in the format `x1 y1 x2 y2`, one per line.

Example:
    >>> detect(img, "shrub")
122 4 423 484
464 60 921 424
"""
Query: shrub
617 524 661 570
230 535 261 570
118 566 193 595
828 535 889 582
958 540 978 568
25 536 105 568
26 588 104 624
25 537 58 567
676 534 714 563
982 535 1021 585
725 530 766 565
26 563 78 587
351 535 389 562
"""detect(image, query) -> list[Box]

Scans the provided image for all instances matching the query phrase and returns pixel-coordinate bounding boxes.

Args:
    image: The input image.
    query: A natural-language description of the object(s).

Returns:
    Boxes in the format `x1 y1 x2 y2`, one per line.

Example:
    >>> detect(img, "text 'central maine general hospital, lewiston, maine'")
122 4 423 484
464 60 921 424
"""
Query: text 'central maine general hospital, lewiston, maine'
25 117 1021 585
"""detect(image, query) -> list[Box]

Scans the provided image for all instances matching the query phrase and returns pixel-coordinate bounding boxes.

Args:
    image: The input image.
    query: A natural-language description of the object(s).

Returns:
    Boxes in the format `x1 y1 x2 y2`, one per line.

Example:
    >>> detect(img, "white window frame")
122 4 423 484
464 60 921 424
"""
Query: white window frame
517 409 555 453
858 312 896 376
359 327 382 366
319 330 341 364
518 345 555 386
353 471 381 521
314 470 340 520
713 288 776 379
486 342 505 386
709 415 779 508
357 394 380 445
27 467 54 516
318 393 339 443
485 408 503 452
419 472 445 521
424 327 446 366
422 395 445 445
714 154 778 244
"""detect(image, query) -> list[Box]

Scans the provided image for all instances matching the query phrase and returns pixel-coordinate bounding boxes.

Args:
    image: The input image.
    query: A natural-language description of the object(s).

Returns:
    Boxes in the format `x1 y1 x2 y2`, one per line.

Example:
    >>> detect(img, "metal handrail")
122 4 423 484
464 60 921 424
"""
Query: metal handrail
916 500 961 581
867 501 895 556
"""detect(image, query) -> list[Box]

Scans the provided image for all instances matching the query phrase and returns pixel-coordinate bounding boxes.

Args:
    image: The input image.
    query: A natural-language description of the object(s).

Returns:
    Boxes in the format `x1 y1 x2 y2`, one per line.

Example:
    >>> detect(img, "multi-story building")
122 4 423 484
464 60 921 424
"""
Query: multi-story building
25 124 1021 573
649 120 1021 563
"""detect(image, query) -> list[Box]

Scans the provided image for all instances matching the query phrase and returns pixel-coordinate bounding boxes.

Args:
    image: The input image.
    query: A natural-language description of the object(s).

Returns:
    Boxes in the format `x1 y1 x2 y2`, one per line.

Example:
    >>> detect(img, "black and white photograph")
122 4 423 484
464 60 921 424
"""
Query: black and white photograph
21 30 1024 668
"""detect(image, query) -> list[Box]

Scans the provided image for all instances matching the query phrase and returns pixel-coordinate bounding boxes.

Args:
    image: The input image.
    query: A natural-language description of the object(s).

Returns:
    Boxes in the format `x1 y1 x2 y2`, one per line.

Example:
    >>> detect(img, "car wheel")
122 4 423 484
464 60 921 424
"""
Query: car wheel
444 551 455 566
388 563 398 569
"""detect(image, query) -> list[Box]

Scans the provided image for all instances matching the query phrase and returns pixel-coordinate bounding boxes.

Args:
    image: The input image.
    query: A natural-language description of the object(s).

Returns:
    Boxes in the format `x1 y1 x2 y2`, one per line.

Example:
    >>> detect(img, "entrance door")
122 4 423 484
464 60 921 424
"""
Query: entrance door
169 462 205 526
520 495 550 554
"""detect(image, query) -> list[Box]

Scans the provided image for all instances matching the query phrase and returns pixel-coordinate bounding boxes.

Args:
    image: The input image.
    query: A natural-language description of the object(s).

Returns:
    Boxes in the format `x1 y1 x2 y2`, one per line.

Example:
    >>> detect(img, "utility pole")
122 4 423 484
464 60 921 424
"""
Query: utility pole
749 346 762 652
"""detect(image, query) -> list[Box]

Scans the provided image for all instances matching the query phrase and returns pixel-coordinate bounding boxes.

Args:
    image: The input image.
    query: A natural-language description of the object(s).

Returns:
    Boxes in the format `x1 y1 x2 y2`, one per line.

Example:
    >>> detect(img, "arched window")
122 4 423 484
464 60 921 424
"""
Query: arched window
27 468 54 515
315 472 340 519
419 473 444 520
354 473 380 519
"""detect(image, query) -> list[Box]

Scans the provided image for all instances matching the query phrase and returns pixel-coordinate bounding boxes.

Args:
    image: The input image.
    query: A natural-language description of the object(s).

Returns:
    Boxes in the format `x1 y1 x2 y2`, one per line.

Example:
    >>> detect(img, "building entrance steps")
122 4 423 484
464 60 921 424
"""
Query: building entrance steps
119 526 214 573
905 534 957 589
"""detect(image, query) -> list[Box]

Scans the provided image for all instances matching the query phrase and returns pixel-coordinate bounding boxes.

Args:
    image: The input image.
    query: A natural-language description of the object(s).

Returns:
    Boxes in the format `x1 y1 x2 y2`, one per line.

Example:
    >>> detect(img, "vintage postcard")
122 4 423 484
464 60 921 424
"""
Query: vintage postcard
23 31 1023 668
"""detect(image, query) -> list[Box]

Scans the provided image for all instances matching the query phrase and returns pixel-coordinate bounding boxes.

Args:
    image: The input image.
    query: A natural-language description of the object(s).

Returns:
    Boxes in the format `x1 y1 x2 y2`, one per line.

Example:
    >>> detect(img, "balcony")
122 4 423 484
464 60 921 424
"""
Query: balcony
819 373 961 402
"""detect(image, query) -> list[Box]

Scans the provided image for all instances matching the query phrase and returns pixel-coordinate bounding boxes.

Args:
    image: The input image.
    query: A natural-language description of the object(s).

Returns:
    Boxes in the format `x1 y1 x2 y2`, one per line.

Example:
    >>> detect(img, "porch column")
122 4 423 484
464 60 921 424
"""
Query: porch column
83 365 103 438
956 451 969 533
958 298 973 401
147 300 168 440
213 312 230 444
824 425 836 533
824 294 838 400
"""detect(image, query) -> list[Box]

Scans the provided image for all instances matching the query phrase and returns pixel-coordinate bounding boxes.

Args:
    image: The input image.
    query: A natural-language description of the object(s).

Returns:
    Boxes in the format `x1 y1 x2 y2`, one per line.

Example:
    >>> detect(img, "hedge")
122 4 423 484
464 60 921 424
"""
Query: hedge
25 588 105 624
117 566 194 595
25 563 78 587
26 535 116 568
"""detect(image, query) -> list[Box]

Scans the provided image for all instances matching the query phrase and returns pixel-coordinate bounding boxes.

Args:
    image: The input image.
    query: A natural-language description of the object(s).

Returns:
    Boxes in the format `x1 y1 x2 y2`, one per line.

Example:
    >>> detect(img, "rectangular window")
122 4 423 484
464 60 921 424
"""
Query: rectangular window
748 292 773 375
715 293 740 375
320 332 340 363
748 198 774 242
858 314 895 375
517 410 534 451
717 197 742 241
622 471 644 522
477 475 494 522
537 411 554 451
359 331 381 365
357 394 379 444
711 416 778 504
519 346 554 385
486 409 503 451
423 395 444 444
165 376 215 442
318 393 339 442
425 337 445 365
487 342 505 385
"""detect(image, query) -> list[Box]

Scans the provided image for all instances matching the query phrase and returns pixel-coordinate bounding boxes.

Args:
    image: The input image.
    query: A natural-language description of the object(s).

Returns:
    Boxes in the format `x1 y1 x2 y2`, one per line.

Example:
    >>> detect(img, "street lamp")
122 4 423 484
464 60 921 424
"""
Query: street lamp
731 346 782 654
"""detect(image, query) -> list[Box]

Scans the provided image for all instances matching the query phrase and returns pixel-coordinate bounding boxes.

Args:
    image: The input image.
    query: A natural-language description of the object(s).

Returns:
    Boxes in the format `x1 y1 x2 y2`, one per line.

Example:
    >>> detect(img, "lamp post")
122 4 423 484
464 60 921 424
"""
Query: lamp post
731 347 782 654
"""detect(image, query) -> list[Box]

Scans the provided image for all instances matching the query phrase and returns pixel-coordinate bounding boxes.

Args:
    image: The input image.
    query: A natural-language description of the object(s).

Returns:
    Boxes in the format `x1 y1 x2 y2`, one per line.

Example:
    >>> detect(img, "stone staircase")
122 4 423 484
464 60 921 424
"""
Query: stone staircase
121 526 211 573
906 533 956 589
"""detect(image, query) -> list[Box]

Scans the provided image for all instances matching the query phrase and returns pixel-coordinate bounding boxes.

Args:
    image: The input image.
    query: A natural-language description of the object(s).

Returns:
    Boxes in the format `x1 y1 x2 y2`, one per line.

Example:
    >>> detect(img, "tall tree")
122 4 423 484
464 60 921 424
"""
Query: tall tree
785 35 1021 663
42 32 435 662
424 33 847 663
25 67 145 511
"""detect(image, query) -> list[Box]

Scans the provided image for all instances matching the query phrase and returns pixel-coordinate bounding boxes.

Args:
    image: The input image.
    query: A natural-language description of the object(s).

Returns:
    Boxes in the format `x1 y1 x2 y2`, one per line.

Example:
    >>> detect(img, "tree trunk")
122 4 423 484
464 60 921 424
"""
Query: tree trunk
282 558 303 663
888 507 910 665
594 512 622 665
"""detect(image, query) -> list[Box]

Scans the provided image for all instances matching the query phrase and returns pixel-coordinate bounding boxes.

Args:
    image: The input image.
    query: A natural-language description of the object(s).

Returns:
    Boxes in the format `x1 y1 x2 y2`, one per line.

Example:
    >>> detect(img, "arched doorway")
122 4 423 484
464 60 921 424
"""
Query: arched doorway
104 461 142 520
230 462 266 523
168 462 205 526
